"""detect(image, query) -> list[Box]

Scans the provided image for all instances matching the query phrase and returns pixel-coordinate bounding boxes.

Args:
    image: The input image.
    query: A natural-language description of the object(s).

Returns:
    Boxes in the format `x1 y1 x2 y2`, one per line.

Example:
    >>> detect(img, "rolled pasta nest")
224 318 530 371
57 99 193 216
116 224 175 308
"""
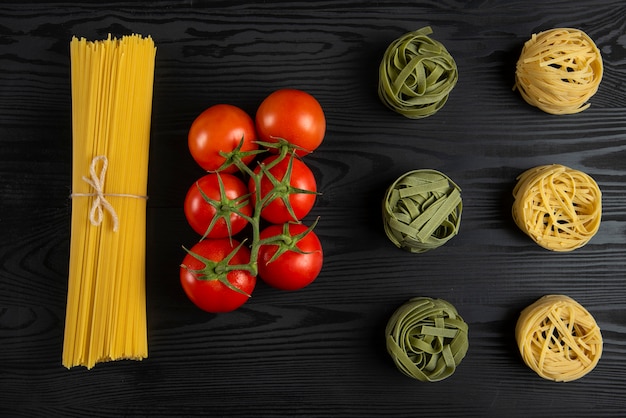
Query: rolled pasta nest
378 26 458 118
512 164 601 251
383 169 462 253
386 297 469 382
514 28 603 115
516 295 602 382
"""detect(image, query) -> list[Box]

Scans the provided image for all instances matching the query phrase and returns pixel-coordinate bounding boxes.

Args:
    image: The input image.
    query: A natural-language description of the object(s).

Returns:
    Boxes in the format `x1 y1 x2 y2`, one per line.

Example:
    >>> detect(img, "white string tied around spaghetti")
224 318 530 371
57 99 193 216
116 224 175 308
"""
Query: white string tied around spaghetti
71 155 147 232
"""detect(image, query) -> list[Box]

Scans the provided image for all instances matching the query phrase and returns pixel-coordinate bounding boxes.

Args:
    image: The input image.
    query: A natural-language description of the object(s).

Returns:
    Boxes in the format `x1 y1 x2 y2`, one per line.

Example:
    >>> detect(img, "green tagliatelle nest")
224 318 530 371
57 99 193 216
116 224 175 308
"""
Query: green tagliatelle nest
378 26 458 118
382 169 462 253
386 297 469 382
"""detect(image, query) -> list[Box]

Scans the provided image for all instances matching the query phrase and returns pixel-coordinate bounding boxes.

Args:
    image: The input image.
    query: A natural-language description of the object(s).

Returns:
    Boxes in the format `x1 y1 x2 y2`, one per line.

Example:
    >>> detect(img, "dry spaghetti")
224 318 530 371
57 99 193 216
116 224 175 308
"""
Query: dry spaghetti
516 295 602 382
378 26 458 118
386 297 469 382
63 34 156 369
514 28 603 115
512 164 601 251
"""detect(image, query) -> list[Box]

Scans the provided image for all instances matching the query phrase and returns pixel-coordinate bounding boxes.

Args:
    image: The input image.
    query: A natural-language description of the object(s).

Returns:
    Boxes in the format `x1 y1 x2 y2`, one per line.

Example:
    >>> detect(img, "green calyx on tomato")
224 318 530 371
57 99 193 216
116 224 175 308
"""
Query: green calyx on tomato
254 136 311 157
259 218 320 263
186 172 252 241
257 221 323 291
250 152 318 224
181 240 253 297
215 136 266 173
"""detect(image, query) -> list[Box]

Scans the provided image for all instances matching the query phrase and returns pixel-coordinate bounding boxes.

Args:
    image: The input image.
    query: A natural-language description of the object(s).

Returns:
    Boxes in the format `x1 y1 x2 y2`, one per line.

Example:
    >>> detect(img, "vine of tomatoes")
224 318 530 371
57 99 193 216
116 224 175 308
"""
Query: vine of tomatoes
180 89 325 313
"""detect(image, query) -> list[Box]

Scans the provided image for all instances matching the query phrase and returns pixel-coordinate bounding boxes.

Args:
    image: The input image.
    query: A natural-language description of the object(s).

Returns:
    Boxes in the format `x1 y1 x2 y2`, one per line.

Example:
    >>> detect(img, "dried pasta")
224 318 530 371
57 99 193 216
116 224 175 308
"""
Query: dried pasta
386 297 469 382
378 26 458 119
511 164 601 251
382 169 462 253
63 34 156 369
514 28 603 115
516 295 602 382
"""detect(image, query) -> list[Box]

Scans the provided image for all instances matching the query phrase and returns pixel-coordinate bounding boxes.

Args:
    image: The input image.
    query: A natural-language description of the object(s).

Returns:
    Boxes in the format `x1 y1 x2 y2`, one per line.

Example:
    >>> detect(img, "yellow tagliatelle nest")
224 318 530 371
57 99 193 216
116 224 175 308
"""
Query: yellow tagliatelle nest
516 295 602 382
512 164 601 251
378 26 458 118
382 169 462 253
514 28 603 115
386 297 469 382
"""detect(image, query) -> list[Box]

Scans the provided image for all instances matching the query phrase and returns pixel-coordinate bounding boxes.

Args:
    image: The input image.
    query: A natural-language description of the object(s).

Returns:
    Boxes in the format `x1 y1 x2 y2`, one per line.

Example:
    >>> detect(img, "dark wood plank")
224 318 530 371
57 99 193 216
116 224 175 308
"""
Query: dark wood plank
1 1 625 416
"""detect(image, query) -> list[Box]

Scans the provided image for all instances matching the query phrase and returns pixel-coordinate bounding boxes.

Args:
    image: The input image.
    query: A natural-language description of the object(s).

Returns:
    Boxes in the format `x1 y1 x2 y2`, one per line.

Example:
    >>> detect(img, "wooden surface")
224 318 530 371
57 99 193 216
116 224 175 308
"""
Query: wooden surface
1 1 625 416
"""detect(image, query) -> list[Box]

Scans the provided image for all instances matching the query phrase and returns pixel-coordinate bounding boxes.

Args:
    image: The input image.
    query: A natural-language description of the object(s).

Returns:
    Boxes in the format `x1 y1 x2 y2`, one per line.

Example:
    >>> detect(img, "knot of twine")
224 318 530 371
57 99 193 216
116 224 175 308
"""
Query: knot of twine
515 294 603 382
71 155 147 232
382 169 462 253
378 26 458 119
511 164 602 252
386 297 469 382
514 28 603 115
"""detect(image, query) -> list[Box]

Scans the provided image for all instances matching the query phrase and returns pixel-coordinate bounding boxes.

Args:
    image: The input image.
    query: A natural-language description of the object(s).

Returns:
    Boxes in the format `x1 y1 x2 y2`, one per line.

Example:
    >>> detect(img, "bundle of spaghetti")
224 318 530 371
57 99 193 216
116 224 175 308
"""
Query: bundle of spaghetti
512 164 601 252
514 28 603 115
516 295 602 382
382 169 462 253
386 297 469 382
378 26 458 119
63 34 156 369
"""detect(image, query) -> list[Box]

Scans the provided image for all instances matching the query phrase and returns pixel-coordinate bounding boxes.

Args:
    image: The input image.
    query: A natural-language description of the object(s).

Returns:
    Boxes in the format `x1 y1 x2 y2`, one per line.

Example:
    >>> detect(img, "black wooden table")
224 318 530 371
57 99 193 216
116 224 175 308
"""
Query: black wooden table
2 1 625 416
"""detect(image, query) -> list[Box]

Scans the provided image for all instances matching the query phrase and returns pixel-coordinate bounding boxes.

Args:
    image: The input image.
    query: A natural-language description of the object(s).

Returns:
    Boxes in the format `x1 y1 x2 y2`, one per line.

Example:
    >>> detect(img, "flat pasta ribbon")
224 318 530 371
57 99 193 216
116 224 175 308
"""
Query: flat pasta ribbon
516 295 602 382
386 297 469 382
512 164 601 251
383 169 462 253
514 28 603 115
378 26 458 118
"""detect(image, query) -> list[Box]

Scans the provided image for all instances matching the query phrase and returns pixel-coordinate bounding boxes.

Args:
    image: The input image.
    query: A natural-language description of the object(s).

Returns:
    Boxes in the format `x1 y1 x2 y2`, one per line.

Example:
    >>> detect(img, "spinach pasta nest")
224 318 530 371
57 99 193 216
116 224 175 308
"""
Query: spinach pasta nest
514 28 603 115
378 26 458 118
382 169 462 253
386 297 469 382
512 164 601 252
516 295 603 382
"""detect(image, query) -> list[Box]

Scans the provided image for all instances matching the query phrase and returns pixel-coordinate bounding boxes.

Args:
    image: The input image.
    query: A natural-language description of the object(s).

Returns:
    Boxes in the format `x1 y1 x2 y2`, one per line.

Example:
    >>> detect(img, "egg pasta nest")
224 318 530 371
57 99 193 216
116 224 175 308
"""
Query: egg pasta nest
512 164 601 251
516 295 602 382
514 28 603 115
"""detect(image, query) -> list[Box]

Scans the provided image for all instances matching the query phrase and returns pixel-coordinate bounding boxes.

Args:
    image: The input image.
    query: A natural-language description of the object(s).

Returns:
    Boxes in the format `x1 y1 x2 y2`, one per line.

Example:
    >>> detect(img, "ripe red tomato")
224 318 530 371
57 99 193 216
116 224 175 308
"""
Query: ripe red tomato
255 89 326 156
184 173 252 239
180 238 256 313
249 155 317 224
257 223 323 291
188 104 258 172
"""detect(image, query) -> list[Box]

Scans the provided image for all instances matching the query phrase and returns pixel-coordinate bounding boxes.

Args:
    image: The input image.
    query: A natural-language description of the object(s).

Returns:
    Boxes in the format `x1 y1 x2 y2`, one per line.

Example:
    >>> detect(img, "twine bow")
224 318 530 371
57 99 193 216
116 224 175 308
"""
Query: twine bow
71 155 147 232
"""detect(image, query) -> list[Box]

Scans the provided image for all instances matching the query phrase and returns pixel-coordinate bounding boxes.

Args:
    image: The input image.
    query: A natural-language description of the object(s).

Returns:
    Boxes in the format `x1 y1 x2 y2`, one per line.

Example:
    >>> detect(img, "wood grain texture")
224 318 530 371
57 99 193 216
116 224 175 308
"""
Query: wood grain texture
1 1 625 416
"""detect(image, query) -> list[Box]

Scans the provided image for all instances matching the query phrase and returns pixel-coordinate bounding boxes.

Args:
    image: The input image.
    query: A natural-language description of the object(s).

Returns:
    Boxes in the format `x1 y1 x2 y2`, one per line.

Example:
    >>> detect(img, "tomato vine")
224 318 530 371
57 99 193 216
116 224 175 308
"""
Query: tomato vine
181 90 325 312
182 140 319 296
